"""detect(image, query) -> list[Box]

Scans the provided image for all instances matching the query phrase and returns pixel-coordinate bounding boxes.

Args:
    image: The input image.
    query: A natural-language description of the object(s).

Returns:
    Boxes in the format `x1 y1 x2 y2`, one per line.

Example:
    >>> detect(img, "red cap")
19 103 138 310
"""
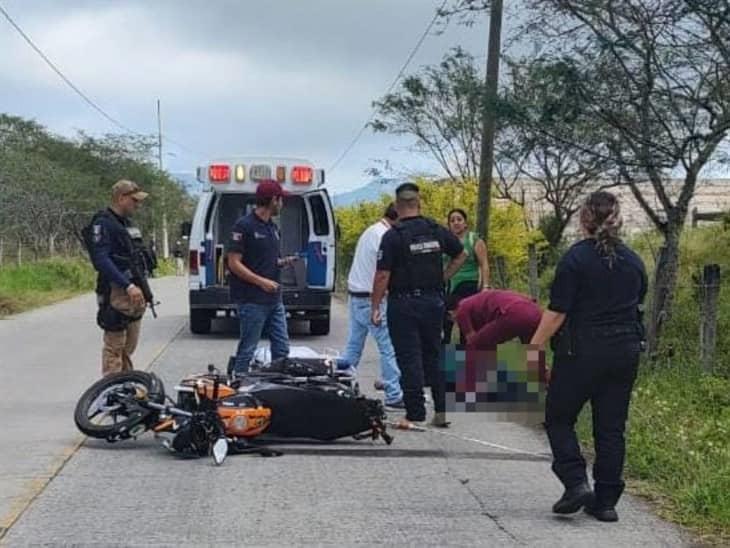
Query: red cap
256 180 290 199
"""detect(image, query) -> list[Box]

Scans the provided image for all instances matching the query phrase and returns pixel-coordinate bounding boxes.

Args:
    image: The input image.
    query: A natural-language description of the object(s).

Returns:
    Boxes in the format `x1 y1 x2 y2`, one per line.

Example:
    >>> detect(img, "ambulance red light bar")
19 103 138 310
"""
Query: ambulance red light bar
208 164 230 183
291 166 313 185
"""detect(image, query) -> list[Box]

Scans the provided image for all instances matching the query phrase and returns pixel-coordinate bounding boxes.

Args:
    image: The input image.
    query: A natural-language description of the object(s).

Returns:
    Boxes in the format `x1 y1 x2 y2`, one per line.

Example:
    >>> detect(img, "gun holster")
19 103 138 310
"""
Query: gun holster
95 286 140 332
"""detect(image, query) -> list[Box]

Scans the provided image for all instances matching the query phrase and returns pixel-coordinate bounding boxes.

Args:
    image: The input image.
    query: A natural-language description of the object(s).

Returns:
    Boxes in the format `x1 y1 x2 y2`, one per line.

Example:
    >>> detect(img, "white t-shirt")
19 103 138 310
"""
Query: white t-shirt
347 219 391 294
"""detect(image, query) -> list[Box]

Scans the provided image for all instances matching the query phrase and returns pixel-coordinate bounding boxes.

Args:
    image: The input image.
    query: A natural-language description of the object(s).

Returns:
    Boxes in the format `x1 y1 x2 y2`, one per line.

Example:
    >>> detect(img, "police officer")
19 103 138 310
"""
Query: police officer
88 180 151 377
529 191 647 522
372 183 466 429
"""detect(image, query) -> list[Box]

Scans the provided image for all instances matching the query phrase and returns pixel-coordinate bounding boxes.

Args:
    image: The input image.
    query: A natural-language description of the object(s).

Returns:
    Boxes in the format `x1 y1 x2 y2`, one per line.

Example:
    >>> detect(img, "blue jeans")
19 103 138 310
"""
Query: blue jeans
234 301 289 373
339 297 402 404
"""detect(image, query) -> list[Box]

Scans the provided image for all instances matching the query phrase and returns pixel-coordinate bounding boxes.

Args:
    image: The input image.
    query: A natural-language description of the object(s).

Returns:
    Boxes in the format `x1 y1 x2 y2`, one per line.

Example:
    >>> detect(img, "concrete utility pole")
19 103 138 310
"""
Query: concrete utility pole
476 0 504 243
157 99 170 259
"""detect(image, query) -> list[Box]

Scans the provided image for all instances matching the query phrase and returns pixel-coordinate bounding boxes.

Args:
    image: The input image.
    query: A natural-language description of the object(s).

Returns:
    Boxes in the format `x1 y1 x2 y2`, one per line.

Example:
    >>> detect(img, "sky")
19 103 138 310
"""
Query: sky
0 0 503 194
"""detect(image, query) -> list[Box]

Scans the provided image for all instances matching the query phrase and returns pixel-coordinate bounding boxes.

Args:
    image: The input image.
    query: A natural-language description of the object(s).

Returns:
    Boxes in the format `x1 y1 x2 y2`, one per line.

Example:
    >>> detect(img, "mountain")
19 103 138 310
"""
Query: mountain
331 178 404 208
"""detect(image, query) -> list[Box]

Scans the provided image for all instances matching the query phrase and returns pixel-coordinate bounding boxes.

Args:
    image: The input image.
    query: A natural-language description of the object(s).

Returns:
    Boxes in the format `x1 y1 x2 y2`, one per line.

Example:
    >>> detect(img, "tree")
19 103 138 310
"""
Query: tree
515 0 730 355
499 58 616 247
371 49 610 248
0 114 195 261
371 48 484 184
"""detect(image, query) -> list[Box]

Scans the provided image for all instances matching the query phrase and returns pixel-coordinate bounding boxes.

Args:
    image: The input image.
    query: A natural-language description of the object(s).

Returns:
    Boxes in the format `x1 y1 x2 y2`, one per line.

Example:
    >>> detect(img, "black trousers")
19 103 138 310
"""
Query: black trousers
545 348 639 507
443 280 480 345
387 294 445 422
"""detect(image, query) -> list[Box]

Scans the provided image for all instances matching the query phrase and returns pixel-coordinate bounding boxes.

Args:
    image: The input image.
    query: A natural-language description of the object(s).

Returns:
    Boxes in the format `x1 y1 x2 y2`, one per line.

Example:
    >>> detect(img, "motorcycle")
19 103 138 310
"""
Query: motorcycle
74 359 392 465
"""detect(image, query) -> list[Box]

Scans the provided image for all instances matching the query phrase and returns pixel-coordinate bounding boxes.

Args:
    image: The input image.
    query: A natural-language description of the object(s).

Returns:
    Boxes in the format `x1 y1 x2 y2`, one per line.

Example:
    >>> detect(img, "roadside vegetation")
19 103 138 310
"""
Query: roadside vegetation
339 187 730 543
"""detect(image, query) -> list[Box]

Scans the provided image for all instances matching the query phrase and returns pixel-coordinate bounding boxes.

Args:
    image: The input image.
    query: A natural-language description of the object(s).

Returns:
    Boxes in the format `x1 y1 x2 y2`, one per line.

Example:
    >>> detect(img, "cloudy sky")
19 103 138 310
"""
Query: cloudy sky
0 0 503 194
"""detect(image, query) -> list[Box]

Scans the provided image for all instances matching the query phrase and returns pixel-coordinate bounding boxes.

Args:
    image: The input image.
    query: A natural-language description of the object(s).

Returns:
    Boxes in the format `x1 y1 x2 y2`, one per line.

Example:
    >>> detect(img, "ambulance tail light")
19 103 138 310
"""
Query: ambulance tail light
209 164 230 183
291 166 313 185
189 250 199 275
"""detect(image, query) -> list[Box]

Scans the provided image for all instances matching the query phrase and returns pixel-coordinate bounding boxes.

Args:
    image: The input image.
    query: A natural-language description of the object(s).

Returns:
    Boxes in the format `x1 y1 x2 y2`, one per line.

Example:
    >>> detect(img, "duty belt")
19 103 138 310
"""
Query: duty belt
388 288 443 299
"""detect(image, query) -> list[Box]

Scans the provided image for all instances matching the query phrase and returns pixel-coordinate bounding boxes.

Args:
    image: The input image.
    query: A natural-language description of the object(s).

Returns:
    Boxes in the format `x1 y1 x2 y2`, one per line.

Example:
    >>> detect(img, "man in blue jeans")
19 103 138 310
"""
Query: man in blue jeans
227 180 294 375
337 203 404 408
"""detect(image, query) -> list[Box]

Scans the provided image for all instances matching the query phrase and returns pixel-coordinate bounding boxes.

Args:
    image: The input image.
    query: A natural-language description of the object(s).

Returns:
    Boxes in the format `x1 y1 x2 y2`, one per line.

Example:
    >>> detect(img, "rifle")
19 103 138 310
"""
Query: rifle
113 250 159 318
130 252 158 318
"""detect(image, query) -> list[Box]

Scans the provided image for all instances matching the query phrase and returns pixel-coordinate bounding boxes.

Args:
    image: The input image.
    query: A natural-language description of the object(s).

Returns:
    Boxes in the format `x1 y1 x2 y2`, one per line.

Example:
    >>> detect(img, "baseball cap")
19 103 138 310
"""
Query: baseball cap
395 182 420 199
112 179 148 201
256 180 290 199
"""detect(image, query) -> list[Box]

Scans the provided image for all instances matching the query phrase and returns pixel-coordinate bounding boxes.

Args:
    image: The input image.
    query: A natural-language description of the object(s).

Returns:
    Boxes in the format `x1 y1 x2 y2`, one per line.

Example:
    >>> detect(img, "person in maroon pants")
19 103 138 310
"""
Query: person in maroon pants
454 289 543 350
452 289 544 394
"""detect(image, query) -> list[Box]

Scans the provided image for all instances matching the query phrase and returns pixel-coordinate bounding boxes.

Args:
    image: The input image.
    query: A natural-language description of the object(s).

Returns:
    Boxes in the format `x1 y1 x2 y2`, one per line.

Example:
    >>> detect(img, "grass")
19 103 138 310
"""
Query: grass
569 224 730 544
575 365 730 544
0 257 179 317
0 257 96 317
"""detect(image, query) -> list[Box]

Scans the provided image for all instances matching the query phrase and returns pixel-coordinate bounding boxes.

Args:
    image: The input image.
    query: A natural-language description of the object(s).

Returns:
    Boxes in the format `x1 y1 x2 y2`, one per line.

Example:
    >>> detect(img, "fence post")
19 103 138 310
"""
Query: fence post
699 264 721 374
528 243 539 300
494 255 509 288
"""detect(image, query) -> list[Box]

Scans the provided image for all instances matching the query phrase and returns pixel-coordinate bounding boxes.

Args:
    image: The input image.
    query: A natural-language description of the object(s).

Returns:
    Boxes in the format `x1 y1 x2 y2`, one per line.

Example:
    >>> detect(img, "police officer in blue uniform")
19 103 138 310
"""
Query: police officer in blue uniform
86 180 151 377
529 191 647 522
372 183 466 429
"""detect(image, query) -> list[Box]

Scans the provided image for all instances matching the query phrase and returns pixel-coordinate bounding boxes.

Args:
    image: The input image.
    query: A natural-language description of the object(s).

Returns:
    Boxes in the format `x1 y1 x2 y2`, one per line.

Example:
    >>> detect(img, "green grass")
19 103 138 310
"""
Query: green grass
0 257 96 316
0 257 182 318
575 365 730 544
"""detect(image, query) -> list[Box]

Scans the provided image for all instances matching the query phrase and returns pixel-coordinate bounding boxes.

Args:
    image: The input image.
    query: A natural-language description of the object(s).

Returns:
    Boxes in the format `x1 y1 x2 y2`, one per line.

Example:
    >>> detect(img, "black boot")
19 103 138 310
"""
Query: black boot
584 503 619 522
585 482 623 522
552 482 594 514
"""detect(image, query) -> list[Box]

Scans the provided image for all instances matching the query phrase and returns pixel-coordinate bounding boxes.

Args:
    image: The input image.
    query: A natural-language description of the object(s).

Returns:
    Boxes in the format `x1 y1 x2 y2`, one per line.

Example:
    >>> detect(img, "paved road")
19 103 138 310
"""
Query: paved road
0 277 692 546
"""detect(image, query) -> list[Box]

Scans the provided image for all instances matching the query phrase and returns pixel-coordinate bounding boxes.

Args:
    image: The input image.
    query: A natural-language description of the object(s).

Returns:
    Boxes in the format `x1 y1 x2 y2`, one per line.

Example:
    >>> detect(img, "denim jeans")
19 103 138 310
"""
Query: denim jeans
233 300 289 373
339 297 402 404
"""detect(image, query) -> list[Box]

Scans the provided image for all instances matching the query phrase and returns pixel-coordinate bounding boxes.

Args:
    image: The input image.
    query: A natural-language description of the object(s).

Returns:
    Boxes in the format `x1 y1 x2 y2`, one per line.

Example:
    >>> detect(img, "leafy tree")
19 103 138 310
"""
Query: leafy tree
516 0 730 355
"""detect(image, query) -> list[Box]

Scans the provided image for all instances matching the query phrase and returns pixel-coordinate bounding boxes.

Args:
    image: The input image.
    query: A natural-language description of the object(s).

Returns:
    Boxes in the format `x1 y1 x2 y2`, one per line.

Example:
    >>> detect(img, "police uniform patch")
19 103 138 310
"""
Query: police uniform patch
231 232 243 241
93 224 102 243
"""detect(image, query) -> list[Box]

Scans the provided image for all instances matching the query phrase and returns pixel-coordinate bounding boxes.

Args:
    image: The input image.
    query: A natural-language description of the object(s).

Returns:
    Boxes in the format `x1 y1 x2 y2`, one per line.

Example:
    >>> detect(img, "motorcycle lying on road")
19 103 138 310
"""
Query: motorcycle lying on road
74 358 393 465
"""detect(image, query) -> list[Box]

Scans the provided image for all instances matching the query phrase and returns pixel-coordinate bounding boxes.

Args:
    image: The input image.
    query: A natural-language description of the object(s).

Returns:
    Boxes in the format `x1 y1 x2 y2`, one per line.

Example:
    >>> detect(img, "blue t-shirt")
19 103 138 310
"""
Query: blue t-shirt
548 238 647 326
226 212 282 304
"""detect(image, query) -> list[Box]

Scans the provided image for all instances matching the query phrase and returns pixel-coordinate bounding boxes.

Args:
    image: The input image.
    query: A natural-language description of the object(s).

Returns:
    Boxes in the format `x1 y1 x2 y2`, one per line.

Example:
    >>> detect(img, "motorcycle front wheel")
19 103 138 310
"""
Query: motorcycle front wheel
74 371 165 441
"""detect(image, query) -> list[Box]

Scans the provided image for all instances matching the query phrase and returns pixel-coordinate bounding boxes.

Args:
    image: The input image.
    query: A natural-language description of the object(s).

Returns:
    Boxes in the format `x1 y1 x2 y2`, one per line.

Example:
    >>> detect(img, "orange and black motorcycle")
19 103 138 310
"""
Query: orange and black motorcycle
74 359 392 464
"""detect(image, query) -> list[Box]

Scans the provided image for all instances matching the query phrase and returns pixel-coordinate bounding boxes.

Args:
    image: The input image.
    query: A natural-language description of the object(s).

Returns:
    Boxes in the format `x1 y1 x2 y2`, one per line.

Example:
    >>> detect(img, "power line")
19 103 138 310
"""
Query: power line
328 0 450 174
0 2 201 159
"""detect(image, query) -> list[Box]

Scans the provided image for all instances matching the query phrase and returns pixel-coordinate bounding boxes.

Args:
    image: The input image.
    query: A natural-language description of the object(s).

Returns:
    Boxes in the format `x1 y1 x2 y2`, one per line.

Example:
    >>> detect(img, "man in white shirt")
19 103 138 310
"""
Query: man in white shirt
338 203 404 408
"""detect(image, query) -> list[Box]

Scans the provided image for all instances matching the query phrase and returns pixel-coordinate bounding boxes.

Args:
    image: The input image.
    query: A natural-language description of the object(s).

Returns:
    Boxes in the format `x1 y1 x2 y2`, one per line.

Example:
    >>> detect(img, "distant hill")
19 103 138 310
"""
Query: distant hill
332 178 404 208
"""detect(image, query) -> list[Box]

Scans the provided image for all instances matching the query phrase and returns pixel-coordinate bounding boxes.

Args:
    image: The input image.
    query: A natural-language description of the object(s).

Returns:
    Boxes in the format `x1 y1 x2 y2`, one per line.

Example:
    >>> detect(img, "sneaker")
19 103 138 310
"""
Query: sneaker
385 399 406 410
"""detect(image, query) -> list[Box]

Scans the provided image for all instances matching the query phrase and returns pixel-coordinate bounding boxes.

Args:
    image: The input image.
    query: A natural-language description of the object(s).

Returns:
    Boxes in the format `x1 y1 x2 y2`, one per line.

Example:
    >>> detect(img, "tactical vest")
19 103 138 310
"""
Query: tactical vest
390 218 444 293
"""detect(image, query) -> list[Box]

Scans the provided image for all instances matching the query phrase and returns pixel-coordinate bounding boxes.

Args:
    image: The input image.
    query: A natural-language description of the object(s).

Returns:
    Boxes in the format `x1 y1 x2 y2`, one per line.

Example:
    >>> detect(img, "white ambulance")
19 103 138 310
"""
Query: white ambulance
185 157 336 335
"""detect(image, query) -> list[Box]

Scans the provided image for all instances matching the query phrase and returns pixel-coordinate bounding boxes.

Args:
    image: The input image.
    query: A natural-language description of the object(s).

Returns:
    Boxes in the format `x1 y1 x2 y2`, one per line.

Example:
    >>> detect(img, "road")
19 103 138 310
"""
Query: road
0 277 692 546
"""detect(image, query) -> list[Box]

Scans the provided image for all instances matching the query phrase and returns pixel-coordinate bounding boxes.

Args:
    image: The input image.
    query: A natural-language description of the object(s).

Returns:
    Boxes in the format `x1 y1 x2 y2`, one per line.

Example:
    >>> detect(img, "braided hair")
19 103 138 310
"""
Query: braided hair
579 191 623 267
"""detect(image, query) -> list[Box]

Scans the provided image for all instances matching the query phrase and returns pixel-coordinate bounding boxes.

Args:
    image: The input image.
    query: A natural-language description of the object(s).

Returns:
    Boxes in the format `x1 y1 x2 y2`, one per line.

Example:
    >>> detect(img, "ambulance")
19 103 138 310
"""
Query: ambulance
185 157 335 335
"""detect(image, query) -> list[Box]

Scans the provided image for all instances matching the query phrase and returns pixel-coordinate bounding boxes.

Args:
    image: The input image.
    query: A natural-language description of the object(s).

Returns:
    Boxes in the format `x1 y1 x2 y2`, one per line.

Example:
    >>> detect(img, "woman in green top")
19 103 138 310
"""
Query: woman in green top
443 208 490 344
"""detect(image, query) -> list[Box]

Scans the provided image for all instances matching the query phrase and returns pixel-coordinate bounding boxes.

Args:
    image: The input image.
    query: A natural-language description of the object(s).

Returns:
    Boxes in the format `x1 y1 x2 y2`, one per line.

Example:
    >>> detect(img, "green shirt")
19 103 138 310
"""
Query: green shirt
447 231 480 290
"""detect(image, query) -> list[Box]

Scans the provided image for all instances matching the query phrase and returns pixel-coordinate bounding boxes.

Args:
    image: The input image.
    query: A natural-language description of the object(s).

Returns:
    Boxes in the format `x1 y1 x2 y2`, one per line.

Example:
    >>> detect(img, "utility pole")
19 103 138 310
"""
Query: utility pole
476 0 504 243
157 99 170 259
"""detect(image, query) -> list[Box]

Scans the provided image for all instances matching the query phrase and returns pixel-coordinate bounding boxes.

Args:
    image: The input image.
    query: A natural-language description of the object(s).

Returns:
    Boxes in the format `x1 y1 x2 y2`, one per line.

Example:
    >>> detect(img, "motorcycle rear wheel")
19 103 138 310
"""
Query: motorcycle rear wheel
74 371 164 440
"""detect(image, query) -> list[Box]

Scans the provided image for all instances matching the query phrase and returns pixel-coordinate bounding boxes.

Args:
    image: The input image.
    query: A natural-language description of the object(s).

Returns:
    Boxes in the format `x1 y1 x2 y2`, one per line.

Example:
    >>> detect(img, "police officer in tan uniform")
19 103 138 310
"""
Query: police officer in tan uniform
87 180 150 376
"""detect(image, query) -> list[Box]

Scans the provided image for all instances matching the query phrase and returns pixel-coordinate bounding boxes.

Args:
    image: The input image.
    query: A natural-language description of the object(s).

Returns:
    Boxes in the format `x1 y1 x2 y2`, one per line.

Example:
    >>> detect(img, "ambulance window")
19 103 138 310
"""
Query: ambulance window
309 195 329 236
